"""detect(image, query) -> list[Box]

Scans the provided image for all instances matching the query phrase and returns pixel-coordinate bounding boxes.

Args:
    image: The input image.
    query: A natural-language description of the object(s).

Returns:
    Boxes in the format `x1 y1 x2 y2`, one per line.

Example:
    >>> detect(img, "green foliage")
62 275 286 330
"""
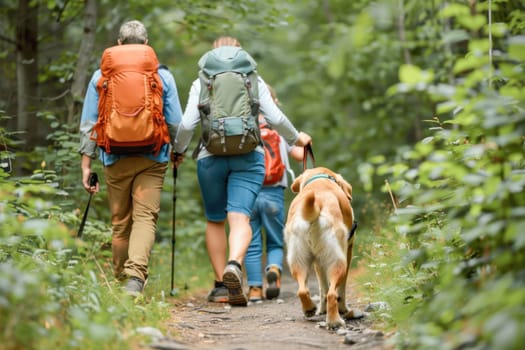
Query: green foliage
0 128 173 350
0 168 180 349
362 3 525 349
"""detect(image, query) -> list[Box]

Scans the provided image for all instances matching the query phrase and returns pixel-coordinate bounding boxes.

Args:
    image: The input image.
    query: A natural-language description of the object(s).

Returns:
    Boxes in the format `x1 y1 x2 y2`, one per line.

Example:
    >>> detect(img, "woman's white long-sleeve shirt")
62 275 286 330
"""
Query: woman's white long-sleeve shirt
173 75 300 159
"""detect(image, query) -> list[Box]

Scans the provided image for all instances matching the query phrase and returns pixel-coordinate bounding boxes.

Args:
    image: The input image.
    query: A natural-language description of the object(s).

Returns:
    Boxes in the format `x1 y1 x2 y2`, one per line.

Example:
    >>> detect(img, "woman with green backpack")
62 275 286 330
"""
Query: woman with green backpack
173 36 312 306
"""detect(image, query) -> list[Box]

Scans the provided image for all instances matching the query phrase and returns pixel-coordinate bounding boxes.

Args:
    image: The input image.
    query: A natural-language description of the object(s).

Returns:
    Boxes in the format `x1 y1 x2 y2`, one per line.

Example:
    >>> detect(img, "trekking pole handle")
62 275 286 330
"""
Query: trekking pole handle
88 172 99 187
78 172 98 239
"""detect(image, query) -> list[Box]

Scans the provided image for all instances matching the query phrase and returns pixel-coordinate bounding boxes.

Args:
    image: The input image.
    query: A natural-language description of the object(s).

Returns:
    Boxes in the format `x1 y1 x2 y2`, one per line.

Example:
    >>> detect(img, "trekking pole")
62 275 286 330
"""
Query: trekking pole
170 166 179 296
77 172 98 238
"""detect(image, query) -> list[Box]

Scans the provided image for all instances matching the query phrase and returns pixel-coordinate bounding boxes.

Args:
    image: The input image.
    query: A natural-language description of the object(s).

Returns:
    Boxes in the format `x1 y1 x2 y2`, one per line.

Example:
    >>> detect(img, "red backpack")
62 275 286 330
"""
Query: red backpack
90 44 170 155
261 124 286 185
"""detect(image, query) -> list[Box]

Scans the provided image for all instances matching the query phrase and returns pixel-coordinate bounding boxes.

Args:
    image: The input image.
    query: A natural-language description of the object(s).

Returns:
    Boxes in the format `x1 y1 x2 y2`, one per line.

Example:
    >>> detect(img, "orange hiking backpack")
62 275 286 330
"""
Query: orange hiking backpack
261 123 286 185
90 44 170 155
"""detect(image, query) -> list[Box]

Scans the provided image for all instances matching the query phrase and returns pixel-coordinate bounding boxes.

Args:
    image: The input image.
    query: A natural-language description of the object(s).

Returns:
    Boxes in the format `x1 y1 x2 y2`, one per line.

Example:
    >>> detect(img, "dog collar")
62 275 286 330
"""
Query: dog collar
303 174 337 188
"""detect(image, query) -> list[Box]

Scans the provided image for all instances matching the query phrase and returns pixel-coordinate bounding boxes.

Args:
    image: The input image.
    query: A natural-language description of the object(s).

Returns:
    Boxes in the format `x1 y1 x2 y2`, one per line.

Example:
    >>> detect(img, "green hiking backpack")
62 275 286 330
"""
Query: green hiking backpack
196 46 261 156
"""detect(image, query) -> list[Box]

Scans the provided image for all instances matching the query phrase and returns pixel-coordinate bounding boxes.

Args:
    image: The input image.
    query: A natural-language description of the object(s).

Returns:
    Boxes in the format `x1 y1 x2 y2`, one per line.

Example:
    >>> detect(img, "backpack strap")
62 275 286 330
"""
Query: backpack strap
193 71 212 159
245 73 259 117
192 140 203 160
197 72 213 117
260 123 277 158
262 139 276 158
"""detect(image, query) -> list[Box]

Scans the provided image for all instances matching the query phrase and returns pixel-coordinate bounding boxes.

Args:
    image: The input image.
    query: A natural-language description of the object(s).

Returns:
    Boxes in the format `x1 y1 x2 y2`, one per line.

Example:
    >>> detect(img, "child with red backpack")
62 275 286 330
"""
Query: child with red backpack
245 86 304 302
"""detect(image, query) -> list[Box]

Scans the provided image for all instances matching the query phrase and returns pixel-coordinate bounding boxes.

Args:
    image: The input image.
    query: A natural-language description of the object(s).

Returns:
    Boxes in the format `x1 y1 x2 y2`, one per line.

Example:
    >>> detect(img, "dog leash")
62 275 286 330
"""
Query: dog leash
348 221 358 241
303 144 315 171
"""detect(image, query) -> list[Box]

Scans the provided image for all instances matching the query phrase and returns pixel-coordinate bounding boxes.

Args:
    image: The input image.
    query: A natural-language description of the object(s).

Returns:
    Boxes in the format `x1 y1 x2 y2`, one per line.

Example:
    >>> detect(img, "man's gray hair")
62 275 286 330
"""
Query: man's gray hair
118 20 148 44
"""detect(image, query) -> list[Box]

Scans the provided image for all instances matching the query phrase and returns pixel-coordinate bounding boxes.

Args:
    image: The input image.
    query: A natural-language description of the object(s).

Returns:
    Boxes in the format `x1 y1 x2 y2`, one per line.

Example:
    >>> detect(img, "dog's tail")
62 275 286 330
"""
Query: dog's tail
301 192 321 222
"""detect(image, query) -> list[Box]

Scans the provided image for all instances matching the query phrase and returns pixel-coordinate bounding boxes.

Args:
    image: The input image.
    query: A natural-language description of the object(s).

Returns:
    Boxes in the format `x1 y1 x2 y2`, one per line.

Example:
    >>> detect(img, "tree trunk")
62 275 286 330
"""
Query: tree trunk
16 0 39 151
67 0 98 125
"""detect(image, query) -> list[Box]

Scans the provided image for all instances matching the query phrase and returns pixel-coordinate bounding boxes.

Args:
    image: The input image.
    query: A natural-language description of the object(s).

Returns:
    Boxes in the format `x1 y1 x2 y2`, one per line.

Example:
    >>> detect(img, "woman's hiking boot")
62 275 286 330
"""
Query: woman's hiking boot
265 266 281 300
207 281 229 303
223 261 248 306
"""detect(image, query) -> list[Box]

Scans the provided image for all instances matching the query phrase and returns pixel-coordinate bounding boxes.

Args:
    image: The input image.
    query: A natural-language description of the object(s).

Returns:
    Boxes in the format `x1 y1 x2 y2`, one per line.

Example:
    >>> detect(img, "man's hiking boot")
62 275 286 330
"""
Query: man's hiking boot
248 286 263 302
207 281 229 303
222 261 248 306
125 276 145 297
265 266 281 300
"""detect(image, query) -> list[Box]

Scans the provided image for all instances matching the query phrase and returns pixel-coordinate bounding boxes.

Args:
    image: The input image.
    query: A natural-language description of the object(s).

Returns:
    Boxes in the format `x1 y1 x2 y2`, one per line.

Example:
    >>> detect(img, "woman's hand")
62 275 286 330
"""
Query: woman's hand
294 132 312 147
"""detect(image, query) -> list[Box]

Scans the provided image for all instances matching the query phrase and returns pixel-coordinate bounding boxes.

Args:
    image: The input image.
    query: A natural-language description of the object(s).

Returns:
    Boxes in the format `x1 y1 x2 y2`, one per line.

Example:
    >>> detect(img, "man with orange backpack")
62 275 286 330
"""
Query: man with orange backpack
245 85 304 302
78 20 183 296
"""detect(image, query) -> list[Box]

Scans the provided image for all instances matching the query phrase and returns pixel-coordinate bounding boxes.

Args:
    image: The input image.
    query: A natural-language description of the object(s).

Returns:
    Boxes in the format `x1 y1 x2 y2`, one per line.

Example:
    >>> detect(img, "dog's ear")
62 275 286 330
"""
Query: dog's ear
291 173 304 193
336 174 353 201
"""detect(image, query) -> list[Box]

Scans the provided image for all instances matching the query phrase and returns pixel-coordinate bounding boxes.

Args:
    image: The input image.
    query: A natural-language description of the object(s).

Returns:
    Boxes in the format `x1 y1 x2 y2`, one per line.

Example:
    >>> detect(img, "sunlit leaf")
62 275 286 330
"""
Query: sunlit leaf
453 54 489 74
439 3 470 18
457 14 486 31
441 29 470 45
399 64 434 84
508 35 525 61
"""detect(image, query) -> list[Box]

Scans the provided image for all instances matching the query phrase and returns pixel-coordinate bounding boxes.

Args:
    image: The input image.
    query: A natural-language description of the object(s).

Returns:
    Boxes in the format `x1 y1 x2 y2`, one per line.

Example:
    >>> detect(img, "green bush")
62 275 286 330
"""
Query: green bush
0 151 173 349
365 11 525 350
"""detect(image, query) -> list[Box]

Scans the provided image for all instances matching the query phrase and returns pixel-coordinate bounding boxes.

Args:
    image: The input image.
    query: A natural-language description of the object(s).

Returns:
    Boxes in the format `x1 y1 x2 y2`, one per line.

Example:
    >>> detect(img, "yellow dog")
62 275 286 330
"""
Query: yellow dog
285 167 362 329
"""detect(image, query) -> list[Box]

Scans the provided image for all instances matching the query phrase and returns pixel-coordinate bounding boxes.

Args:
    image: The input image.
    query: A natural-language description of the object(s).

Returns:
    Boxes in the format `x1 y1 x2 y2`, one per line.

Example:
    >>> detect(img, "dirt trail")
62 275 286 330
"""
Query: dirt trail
148 269 391 350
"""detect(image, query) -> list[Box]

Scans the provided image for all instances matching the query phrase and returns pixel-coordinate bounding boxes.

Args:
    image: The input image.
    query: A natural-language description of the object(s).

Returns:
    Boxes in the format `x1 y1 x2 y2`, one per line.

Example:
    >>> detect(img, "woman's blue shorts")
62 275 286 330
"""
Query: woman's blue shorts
197 151 265 222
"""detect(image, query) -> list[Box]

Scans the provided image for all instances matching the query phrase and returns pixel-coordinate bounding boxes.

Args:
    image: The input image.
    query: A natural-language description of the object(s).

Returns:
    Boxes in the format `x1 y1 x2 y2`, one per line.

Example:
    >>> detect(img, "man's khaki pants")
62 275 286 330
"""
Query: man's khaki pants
104 157 167 282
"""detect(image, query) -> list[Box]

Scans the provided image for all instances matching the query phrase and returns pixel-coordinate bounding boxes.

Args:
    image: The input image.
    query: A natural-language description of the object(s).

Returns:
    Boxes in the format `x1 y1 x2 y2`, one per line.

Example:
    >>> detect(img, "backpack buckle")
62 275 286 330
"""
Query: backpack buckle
239 118 248 149
244 76 251 89
219 119 226 152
